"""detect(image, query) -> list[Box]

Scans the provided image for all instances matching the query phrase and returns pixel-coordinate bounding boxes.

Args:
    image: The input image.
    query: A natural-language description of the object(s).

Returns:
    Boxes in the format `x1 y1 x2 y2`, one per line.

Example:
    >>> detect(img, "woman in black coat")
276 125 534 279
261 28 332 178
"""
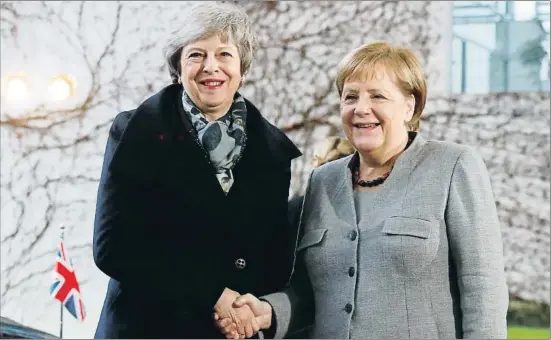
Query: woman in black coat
92 2 301 339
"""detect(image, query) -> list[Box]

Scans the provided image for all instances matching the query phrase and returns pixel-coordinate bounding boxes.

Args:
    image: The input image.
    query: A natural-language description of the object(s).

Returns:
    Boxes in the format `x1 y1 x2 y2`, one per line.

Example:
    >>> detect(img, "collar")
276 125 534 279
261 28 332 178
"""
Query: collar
109 84 302 182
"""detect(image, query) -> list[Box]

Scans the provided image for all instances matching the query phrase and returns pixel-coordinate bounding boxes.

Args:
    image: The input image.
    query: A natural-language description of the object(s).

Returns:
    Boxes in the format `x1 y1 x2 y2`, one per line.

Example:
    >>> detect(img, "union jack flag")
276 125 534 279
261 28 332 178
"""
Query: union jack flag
50 239 86 321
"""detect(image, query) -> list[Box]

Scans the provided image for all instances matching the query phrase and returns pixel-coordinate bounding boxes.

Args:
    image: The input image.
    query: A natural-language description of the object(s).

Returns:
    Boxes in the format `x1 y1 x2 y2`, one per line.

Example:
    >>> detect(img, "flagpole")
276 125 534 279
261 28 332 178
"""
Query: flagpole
59 224 64 339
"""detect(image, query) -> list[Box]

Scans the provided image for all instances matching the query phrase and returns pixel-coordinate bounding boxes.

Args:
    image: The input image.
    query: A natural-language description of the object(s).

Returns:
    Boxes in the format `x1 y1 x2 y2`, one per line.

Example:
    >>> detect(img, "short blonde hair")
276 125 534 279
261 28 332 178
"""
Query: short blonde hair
335 41 427 131
312 136 355 168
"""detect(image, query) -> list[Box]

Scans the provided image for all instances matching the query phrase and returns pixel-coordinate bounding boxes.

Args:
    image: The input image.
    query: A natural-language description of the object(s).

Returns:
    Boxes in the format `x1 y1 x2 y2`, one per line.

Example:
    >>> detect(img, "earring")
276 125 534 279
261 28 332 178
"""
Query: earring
177 76 182 84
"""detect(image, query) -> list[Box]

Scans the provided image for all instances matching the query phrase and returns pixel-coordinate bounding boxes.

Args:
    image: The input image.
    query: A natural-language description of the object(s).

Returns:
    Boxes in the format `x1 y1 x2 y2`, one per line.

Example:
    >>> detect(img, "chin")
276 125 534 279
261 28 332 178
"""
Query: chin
352 138 382 153
356 145 379 154
200 96 226 107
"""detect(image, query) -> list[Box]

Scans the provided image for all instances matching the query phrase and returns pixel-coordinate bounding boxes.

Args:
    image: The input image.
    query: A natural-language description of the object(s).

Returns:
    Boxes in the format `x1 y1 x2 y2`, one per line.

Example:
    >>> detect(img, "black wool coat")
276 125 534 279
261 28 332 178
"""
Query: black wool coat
93 84 302 339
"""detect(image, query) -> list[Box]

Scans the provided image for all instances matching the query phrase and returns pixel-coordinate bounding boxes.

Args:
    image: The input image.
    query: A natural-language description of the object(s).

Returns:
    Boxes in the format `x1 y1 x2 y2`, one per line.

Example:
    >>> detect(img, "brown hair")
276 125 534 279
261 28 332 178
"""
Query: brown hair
312 136 356 168
335 41 427 131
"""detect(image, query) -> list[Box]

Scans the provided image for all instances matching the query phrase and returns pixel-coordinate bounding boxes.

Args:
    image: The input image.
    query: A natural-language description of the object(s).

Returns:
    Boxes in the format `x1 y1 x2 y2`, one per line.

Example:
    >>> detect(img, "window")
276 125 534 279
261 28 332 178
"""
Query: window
451 1 550 93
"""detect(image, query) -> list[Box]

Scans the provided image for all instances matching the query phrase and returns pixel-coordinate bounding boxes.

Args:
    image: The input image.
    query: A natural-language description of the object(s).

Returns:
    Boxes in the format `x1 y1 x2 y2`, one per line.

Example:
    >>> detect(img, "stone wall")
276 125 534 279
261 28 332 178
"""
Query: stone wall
423 92 550 303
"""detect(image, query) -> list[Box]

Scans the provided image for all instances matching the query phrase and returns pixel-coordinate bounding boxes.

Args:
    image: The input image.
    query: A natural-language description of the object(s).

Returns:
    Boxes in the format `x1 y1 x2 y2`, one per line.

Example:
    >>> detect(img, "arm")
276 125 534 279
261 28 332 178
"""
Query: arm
260 251 315 339
93 112 226 314
445 148 509 339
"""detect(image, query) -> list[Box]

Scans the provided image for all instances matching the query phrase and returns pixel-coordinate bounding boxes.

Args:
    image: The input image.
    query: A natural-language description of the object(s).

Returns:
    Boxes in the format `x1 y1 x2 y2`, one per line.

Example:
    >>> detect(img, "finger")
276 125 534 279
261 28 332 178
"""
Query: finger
245 323 254 338
237 323 245 336
234 317 245 335
233 293 255 308
217 318 233 329
224 322 237 333
230 311 244 334
251 318 260 333
222 326 234 335
235 321 245 336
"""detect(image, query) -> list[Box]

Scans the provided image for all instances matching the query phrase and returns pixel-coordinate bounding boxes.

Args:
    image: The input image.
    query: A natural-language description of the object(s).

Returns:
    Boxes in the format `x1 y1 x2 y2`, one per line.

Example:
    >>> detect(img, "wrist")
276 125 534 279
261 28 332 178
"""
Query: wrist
261 301 273 329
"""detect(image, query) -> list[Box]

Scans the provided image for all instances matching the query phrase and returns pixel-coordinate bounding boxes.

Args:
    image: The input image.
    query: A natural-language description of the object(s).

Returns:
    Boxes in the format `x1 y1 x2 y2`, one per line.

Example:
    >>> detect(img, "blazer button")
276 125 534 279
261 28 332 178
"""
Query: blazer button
348 266 355 277
235 258 246 270
345 303 353 314
349 230 357 241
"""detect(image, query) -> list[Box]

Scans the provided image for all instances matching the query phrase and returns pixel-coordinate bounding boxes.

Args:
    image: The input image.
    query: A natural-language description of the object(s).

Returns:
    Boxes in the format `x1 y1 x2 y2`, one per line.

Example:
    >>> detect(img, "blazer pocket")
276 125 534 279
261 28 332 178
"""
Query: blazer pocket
382 216 433 239
381 217 440 277
297 229 327 252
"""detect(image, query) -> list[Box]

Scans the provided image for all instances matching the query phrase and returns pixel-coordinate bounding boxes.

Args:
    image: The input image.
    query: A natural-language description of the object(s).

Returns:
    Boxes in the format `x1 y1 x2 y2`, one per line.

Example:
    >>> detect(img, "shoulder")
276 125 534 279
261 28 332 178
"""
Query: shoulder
419 139 489 183
109 110 135 140
422 139 485 168
109 84 181 141
308 154 353 191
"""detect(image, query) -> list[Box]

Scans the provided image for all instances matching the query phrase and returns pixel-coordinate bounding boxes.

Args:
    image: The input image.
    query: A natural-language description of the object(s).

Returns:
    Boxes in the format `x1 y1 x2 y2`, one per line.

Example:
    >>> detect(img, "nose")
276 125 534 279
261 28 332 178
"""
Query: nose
203 54 219 74
353 95 372 116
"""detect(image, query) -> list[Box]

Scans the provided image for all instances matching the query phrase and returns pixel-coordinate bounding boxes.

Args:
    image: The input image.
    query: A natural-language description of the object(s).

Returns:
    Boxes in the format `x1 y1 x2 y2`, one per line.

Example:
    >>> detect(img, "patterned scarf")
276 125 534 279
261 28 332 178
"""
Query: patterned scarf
181 91 247 194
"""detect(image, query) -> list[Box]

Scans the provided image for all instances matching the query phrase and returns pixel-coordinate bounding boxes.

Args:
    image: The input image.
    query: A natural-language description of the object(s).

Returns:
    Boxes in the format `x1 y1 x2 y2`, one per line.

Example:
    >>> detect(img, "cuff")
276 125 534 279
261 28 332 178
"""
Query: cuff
261 292 292 339
259 298 277 339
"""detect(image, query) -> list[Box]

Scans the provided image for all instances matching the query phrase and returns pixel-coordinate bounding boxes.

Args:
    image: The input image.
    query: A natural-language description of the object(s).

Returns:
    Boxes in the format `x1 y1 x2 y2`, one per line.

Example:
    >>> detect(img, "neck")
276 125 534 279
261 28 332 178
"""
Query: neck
358 131 409 178
200 102 232 121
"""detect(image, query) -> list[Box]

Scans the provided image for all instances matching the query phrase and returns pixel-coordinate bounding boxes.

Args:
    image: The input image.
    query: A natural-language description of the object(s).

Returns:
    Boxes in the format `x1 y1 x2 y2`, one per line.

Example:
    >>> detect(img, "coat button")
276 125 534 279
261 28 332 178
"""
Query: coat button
348 267 355 277
235 258 246 269
345 303 353 314
349 230 357 241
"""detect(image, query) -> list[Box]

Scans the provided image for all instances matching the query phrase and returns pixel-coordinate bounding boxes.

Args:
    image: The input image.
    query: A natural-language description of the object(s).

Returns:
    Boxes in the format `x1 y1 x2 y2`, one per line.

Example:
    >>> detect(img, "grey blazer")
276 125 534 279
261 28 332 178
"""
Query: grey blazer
263 133 509 339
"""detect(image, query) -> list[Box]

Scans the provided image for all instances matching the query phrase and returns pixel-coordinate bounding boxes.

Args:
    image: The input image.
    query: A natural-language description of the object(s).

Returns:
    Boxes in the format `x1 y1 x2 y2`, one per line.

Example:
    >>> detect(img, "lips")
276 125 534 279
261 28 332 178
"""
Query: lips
353 123 380 128
199 79 225 89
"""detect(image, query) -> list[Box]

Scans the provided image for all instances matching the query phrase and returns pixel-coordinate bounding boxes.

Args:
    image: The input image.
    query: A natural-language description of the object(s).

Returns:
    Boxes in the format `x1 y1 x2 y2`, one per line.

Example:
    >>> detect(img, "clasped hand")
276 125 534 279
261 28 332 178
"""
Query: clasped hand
213 288 272 339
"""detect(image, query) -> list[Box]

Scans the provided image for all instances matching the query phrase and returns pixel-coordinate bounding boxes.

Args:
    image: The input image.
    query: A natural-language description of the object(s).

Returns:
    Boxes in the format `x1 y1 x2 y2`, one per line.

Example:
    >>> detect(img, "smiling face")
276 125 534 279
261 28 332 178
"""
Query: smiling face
180 34 242 118
340 68 414 156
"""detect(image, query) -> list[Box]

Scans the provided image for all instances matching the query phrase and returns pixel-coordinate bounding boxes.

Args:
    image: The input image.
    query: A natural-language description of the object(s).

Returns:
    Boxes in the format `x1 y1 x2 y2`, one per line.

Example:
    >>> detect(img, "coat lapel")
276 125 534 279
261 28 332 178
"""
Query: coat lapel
109 84 302 196
327 133 428 228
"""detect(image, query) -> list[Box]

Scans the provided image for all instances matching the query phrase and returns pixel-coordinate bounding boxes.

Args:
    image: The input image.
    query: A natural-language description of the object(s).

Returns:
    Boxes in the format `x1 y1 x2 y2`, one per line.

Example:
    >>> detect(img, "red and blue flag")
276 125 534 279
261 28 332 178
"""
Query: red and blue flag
50 239 86 321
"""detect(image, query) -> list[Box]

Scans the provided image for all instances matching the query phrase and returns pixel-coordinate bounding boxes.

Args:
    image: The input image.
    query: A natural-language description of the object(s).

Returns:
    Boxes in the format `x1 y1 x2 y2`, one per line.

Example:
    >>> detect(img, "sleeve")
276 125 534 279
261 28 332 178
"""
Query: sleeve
261 171 317 339
92 112 226 314
445 147 509 339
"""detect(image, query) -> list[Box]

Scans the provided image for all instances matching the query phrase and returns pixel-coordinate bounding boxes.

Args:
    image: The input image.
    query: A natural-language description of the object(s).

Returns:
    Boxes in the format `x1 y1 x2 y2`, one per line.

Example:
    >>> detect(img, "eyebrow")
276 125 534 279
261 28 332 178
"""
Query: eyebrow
185 45 235 53
342 87 386 94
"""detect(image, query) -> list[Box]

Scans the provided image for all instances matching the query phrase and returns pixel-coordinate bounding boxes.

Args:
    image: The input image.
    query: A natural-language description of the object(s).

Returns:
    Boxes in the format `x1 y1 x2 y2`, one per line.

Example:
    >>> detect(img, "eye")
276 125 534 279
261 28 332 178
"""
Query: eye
372 94 386 99
343 94 357 102
187 52 203 58
220 51 233 57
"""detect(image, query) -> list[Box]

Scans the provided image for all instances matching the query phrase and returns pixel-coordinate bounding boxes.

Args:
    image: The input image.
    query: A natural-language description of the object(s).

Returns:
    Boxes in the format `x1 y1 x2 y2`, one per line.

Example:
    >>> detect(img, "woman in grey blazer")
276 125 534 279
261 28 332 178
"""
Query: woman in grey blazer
215 41 509 339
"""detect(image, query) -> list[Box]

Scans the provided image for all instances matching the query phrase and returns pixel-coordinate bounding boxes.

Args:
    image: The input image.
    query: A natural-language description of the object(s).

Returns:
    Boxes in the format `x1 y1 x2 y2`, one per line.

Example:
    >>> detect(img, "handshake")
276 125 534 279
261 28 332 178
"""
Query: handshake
213 288 273 339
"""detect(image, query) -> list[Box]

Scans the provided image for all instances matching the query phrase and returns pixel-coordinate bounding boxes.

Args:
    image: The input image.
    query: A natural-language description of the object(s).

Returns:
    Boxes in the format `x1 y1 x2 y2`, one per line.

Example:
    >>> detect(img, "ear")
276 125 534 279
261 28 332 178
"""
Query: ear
405 94 415 122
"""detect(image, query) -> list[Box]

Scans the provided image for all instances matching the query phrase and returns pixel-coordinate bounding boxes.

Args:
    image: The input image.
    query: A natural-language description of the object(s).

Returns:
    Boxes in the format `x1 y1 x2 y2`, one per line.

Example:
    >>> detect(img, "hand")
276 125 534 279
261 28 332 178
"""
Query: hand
234 294 273 330
214 293 273 339
214 288 240 319
214 305 260 339
214 288 260 339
